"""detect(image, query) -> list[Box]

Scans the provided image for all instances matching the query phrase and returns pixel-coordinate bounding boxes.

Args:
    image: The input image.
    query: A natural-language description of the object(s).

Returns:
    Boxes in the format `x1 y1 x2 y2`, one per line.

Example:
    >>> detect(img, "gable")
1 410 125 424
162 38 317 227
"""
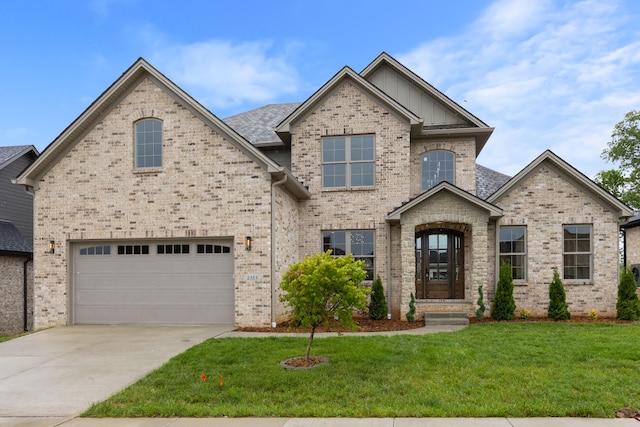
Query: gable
367 64 467 127
489 150 634 219
13 58 309 200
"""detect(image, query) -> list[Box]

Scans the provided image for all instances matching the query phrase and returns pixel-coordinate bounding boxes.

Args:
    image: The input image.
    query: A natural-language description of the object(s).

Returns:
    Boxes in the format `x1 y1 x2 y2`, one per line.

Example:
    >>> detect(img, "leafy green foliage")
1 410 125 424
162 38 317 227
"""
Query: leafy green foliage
406 292 416 322
598 110 640 209
475 285 485 321
548 268 571 320
368 275 388 320
279 251 369 359
617 266 640 320
491 261 516 320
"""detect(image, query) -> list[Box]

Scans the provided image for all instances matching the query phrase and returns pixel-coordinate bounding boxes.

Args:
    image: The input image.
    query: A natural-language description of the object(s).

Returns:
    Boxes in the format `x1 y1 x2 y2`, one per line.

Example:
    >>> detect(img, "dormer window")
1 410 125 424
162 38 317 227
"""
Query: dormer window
135 118 162 169
422 150 454 191
322 135 374 189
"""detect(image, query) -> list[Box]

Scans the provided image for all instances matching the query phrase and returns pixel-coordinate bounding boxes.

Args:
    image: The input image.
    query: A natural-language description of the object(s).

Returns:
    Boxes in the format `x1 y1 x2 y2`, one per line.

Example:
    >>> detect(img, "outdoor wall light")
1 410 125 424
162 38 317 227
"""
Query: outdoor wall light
49 240 55 254
245 236 252 251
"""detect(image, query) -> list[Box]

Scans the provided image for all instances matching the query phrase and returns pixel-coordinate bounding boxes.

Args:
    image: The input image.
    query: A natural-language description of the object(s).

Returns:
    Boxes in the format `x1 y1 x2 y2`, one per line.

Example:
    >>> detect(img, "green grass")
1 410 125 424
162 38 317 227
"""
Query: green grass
83 322 640 418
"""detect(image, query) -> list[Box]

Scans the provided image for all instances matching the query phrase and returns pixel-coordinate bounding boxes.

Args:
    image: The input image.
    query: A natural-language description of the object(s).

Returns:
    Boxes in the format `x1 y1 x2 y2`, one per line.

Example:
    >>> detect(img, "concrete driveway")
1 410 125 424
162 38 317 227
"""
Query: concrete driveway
0 325 233 417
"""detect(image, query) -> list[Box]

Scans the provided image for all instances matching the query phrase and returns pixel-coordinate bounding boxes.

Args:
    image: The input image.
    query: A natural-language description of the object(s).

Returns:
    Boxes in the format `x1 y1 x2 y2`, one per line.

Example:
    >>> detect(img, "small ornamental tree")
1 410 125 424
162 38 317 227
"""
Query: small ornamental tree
368 275 388 320
548 268 570 320
476 285 486 321
491 261 516 320
279 251 369 361
617 266 640 320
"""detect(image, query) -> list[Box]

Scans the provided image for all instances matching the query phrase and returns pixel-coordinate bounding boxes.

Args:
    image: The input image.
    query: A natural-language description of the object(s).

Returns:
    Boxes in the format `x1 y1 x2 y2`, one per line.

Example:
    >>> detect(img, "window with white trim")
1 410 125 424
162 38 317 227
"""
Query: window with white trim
322 135 374 188
563 225 592 280
322 230 374 280
135 118 162 168
499 226 527 280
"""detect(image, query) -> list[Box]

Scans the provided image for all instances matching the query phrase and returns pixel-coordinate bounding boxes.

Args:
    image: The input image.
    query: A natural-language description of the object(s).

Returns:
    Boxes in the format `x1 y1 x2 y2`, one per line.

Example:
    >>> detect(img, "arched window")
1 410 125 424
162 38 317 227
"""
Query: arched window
421 150 454 191
135 119 162 168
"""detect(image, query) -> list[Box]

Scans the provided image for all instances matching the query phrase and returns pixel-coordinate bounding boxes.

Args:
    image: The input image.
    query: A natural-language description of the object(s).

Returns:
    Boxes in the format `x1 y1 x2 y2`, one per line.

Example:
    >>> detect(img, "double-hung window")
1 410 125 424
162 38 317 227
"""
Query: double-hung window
422 150 454 190
135 118 162 169
322 135 374 188
322 230 374 280
563 225 592 280
499 226 527 280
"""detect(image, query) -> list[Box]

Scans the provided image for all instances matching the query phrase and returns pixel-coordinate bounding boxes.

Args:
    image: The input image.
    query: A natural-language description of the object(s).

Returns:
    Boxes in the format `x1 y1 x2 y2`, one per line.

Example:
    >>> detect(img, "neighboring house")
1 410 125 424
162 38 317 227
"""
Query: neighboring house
13 53 633 328
1 145 37 334
621 214 640 288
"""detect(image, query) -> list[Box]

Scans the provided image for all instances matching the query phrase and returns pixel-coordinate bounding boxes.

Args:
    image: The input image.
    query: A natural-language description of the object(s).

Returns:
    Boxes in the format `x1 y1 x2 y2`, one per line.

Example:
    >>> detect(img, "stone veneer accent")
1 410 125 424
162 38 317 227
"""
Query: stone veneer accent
492 164 622 317
397 190 490 317
32 78 277 328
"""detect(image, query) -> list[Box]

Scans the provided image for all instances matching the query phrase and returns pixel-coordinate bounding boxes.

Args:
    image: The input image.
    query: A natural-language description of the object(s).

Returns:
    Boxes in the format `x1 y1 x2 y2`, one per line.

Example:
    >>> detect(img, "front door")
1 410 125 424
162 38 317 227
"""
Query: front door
415 230 464 299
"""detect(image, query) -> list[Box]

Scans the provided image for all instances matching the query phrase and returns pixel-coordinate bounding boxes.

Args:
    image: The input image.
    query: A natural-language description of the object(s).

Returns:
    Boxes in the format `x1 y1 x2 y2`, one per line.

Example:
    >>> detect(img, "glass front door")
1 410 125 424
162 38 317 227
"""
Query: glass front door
415 230 464 299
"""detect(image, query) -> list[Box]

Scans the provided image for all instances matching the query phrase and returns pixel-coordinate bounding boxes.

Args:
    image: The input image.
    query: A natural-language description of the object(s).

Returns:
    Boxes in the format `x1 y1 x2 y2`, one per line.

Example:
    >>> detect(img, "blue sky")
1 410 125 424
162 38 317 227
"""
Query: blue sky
1 0 639 178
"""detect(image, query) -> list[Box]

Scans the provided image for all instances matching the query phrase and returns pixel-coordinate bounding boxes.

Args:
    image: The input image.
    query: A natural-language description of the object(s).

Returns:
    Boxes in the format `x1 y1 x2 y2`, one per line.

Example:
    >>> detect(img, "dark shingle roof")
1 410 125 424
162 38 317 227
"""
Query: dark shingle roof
223 103 302 146
0 220 32 254
476 164 511 200
0 145 34 170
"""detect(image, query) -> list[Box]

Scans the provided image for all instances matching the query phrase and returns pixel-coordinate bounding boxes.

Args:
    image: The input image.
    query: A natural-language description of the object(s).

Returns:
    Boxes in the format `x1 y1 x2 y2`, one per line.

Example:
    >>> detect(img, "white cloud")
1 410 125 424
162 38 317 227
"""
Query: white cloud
396 0 640 178
150 39 301 112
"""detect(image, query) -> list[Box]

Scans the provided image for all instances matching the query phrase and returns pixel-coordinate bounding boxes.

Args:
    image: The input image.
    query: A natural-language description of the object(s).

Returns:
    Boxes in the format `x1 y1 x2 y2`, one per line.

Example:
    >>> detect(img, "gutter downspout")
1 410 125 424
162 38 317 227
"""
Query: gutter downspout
271 174 288 328
386 221 392 319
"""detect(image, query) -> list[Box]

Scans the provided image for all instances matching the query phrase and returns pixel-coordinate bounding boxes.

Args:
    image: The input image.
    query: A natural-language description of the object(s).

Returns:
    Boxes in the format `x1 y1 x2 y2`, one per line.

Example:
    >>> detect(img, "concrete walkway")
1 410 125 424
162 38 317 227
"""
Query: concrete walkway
0 417 638 426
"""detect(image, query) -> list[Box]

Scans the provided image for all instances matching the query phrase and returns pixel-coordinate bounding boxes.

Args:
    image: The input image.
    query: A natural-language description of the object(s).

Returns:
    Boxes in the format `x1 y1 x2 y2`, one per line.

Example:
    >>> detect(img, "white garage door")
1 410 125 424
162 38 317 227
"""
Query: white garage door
72 240 234 325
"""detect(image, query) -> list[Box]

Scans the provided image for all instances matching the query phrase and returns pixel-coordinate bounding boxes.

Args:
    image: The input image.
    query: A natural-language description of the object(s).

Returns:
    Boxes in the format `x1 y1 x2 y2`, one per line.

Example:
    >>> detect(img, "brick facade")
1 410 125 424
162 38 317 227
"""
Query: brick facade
0 257 33 335
18 54 632 328
492 164 622 317
32 78 275 328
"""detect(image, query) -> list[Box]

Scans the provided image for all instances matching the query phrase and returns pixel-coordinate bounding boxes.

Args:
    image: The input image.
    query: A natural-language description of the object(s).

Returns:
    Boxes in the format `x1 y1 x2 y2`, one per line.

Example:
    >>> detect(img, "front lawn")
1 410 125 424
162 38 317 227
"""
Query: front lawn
83 322 640 418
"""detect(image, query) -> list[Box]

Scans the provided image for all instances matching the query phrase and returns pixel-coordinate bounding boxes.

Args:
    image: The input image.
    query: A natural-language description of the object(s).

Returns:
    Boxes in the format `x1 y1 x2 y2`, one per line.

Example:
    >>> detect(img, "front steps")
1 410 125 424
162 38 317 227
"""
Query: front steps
423 311 470 326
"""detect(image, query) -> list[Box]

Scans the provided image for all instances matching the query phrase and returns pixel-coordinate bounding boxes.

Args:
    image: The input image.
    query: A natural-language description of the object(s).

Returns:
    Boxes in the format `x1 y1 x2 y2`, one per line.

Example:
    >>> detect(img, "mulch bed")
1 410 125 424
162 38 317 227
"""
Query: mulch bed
235 317 426 333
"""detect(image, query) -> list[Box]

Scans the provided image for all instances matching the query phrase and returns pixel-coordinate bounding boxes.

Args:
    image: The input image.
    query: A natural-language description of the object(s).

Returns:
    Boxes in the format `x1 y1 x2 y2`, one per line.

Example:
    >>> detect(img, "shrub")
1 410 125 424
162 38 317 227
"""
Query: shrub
617 266 640 320
519 309 531 320
589 309 598 321
368 275 388 320
476 285 486 321
491 261 516 320
548 268 570 320
279 251 369 360
406 293 416 323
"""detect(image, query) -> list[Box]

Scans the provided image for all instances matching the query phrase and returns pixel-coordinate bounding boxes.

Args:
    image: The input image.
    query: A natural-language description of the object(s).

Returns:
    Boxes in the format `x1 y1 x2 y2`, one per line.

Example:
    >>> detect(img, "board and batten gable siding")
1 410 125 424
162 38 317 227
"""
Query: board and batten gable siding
32 77 275 328
366 65 467 127
492 164 622 317
0 151 36 243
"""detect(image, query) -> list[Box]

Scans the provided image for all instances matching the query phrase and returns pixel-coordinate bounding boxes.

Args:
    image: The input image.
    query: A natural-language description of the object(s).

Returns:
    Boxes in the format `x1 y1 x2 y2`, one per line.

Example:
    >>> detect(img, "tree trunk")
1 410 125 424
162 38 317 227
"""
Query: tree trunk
305 325 317 361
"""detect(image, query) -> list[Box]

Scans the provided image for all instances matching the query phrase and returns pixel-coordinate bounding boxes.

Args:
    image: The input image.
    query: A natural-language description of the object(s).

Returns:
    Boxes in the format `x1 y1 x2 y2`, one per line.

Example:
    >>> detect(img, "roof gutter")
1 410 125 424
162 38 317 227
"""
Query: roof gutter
271 174 288 328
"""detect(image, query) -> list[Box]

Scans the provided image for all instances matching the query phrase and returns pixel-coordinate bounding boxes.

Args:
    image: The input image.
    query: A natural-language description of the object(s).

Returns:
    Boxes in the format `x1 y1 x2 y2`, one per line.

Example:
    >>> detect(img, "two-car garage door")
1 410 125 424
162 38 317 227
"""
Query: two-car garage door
72 240 234 325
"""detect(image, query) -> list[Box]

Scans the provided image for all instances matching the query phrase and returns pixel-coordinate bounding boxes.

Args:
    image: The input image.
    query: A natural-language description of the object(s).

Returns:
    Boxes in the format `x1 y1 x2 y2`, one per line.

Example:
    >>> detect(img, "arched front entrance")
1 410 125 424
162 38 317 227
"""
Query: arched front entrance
415 229 464 299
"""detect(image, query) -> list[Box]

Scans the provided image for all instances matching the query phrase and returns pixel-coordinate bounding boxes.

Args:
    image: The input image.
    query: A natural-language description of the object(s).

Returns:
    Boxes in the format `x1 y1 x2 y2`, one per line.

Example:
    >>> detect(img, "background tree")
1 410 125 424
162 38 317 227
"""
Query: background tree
368 275 388 320
548 268 571 320
617 266 640 321
491 261 516 320
597 110 640 209
279 251 369 361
